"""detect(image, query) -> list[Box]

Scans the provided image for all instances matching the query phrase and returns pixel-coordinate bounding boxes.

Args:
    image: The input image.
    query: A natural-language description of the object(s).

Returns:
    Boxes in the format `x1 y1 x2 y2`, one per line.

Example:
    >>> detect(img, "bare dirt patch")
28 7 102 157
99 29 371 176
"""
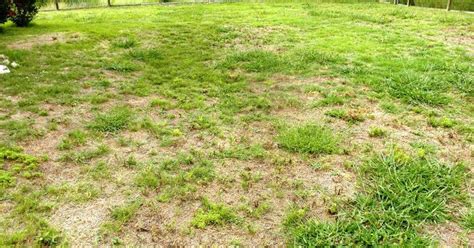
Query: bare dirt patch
7 32 83 50
224 26 300 52
50 194 126 247
424 222 473 247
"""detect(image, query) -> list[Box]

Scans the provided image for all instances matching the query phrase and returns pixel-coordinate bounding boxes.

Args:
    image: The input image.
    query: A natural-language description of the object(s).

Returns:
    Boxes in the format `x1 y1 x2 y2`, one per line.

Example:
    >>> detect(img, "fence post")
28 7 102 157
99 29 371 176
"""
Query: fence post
54 0 59 10
446 0 452 10
406 0 410 6
108 0 111 7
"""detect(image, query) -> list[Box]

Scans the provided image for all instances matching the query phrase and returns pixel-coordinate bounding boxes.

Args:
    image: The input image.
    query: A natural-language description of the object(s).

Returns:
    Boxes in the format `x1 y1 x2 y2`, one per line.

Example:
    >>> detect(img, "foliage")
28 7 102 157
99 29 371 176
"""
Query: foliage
0 0 9 24
0 146 41 191
10 0 39 27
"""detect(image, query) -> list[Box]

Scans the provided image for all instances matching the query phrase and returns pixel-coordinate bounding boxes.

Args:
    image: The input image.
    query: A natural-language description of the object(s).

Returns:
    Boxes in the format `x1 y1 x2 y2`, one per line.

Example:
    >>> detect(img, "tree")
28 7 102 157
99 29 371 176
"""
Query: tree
10 0 39 27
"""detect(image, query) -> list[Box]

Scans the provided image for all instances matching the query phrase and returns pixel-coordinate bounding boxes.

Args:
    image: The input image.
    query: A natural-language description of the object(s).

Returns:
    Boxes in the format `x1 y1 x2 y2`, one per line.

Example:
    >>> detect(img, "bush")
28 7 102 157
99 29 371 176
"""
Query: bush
0 0 9 24
10 0 39 27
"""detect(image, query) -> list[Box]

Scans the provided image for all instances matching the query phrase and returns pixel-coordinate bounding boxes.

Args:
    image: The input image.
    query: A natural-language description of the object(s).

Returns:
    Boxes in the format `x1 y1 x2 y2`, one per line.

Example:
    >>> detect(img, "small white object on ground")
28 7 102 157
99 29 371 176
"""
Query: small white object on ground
0 65 10 74
11 62 19 68
1 59 9 65
0 54 6 60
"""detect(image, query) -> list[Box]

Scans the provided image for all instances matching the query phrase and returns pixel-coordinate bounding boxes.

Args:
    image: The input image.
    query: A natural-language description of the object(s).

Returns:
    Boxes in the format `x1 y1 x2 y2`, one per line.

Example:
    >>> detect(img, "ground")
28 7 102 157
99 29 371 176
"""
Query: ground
0 2 473 247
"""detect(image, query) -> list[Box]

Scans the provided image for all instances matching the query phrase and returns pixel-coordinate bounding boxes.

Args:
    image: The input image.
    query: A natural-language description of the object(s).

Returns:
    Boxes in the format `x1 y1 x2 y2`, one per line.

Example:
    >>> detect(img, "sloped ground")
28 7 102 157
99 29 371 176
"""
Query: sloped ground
0 3 472 246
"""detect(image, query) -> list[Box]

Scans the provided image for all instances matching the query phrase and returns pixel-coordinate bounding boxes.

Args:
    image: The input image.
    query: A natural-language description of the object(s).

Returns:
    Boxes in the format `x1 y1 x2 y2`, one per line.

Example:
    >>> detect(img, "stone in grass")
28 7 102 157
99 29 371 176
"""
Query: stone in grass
0 65 10 74
11 62 19 68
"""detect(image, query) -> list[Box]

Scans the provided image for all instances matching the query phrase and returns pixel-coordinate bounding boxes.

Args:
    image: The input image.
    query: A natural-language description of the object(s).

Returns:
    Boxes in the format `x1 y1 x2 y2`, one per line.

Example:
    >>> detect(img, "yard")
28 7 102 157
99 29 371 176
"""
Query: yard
0 2 473 246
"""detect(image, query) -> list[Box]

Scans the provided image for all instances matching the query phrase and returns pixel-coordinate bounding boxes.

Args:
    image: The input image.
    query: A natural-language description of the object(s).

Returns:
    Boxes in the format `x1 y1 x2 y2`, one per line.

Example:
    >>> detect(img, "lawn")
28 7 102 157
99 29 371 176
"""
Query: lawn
0 2 473 246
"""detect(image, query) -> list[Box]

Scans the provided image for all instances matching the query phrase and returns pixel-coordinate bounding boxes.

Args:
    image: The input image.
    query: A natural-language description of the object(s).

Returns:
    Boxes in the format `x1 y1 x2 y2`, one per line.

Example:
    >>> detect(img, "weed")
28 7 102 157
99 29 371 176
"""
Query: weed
190 114 217 131
325 108 365 123
104 62 138 72
428 117 456 128
191 198 239 229
46 182 100 203
215 144 266 160
135 152 215 201
58 130 87 150
0 146 41 191
380 101 400 114
461 209 474 230
240 170 263 190
313 93 345 107
368 126 387 138
239 200 271 219
60 144 110 164
149 98 173 110
222 50 281 73
101 200 142 235
88 107 133 133
87 161 110 180
112 37 137 49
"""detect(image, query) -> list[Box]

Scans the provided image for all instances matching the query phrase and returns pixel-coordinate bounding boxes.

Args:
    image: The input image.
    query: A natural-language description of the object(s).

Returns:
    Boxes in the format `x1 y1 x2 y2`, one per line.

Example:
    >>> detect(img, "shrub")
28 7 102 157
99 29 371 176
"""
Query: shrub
0 0 9 24
9 0 39 27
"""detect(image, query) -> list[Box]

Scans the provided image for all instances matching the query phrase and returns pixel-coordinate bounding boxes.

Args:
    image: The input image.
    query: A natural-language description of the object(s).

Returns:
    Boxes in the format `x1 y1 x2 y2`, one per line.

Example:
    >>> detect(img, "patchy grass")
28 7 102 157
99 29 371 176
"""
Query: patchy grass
101 200 142 235
462 209 474 231
285 148 469 246
0 2 472 246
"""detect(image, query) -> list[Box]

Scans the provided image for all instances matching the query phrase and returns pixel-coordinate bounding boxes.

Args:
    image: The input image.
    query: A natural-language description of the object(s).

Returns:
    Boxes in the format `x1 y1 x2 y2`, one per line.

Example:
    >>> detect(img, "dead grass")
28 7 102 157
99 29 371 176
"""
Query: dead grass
7 32 83 50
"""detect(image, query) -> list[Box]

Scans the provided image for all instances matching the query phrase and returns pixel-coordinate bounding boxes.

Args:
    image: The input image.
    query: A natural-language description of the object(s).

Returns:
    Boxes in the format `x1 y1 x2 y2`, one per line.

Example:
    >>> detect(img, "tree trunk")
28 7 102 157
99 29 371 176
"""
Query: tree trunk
446 0 453 10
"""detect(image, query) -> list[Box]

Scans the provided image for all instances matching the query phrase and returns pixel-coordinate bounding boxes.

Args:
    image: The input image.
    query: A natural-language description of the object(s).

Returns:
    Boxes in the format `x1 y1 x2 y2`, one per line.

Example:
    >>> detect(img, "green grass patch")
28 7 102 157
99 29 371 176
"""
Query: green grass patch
368 126 387 138
0 120 41 141
58 130 88 150
277 124 340 154
428 116 456 128
325 108 365 123
88 107 133 133
461 209 474 230
135 152 215 202
191 198 240 229
101 200 142 235
285 148 469 246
